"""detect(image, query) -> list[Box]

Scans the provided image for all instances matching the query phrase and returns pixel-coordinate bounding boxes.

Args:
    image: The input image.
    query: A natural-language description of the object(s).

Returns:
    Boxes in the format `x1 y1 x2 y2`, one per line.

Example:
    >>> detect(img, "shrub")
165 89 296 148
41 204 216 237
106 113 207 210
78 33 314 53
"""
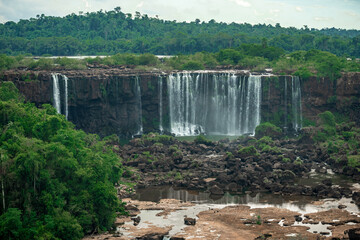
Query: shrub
0 54 17 70
29 58 54 70
238 145 259 157
348 155 360 169
0 81 23 102
142 132 174 144
294 67 312 80
194 134 212 145
294 157 303 165
318 111 336 127
343 131 354 141
225 151 234 160
138 53 159 66
313 125 336 142
282 157 291 163
256 136 273 149
255 122 282 139
261 145 281 154
181 60 204 70
174 172 183 180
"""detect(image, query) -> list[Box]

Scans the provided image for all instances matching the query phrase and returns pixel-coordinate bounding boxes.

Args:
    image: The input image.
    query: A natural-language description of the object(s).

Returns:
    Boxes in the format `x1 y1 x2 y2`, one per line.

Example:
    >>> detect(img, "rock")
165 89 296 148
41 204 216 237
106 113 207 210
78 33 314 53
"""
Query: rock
126 204 139 211
209 185 224 195
294 216 303 222
184 217 196 225
338 204 347 209
322 179 332 186
227 182 240 192
131 216 141 226
255 234 272 240
347 228 360 240
136 233 166 240
352 192 360 205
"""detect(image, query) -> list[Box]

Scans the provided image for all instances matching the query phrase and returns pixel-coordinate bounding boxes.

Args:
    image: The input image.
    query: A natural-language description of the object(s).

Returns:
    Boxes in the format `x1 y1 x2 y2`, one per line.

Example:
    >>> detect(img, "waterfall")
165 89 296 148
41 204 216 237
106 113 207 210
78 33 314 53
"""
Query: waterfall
51 73 69 119
64 75 68 119
284 77 288 131
167 72 262 136
52 73 61 114
158 76 164 133
291 76 302 131
135 76 143 135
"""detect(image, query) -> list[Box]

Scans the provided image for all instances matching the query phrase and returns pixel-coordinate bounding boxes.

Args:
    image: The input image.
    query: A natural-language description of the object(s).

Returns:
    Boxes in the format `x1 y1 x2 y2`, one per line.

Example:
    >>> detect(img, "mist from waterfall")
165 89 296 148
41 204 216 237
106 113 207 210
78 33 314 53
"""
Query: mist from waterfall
167 72 262 136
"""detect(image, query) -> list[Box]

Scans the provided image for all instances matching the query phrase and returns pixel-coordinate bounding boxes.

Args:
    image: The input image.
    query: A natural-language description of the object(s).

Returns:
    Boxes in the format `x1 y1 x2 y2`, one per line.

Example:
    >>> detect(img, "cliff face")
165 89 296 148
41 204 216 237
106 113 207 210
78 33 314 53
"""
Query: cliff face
302 73 360 124
67 71 166 137
1 69 360 137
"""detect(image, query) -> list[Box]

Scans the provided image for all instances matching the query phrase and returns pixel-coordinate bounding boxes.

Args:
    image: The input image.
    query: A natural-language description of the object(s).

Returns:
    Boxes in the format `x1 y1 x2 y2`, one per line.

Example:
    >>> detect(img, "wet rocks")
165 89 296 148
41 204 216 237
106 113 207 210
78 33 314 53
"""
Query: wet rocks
125 204 140 216
120 131 358 200
352 192 360 206
184 217 196 225
136 233 167 240
132 216 141 226
347 228 360 240
209 185 224 195
338 204 347 209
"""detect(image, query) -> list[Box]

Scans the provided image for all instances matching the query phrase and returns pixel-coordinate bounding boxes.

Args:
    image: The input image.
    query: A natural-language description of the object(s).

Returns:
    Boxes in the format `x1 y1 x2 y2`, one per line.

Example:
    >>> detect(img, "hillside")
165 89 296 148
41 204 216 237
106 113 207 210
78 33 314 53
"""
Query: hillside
0 7 359 57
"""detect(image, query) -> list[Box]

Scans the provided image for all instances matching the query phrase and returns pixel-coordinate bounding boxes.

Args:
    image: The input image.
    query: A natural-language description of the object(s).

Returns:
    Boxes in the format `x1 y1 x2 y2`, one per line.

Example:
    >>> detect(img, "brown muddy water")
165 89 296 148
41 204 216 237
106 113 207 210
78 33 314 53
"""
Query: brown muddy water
126 182 359 238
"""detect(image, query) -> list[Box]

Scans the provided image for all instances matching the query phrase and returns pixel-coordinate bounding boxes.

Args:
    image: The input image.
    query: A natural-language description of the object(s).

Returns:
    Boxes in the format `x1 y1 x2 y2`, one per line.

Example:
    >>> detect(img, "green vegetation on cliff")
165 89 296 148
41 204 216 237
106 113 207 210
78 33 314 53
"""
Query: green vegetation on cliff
0 82 125 239
309 111 360 172
1 47 359 79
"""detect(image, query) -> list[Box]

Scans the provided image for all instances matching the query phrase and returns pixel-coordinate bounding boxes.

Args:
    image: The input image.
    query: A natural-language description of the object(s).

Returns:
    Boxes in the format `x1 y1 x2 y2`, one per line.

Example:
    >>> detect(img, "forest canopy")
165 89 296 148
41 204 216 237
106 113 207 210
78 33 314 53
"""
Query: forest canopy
0 81 125 239
0 7 359 57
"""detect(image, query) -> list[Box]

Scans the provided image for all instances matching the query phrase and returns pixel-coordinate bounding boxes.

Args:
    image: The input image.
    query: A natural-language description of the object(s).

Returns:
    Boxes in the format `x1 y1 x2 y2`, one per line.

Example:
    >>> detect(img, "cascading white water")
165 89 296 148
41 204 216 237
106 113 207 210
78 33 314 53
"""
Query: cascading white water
291 76 302 131
64 75 68 119
52 73 61 114
135 76 143 135
284 77 288 130
158 76 164 133
167 72 262 136
51 73 69 119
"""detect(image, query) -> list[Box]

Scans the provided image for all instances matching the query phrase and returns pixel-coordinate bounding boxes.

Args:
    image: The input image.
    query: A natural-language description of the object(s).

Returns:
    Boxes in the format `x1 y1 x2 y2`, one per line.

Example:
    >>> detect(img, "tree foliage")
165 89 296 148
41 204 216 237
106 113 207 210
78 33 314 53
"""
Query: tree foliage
0 82 125 239
0 8 359 57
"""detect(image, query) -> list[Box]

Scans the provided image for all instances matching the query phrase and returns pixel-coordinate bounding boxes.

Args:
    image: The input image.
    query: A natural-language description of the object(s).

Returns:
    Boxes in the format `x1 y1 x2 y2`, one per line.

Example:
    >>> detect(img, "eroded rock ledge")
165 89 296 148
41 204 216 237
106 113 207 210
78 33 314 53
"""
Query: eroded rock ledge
1 69 360 137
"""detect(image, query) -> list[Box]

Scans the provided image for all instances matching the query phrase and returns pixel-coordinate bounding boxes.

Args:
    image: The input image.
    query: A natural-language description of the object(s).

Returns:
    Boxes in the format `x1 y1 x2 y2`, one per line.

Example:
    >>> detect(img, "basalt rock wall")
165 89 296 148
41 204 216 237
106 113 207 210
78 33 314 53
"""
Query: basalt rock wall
1 69 360 137
1 69 167 137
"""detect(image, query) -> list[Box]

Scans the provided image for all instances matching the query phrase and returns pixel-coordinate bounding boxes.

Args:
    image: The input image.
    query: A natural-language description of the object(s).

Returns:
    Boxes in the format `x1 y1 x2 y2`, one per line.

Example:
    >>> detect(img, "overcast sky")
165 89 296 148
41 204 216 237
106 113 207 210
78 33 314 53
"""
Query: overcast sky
0 0 359 30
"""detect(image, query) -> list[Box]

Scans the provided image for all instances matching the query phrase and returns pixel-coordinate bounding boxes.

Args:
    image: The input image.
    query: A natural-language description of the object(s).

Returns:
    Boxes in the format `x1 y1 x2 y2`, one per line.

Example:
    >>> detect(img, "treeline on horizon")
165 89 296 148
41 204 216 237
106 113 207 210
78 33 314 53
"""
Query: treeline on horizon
0 7 359 57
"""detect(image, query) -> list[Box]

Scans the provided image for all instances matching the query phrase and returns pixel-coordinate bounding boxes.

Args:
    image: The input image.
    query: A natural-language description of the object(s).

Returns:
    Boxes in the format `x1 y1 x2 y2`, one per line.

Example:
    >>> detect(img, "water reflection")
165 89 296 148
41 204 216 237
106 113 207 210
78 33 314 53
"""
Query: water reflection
133 186 359 214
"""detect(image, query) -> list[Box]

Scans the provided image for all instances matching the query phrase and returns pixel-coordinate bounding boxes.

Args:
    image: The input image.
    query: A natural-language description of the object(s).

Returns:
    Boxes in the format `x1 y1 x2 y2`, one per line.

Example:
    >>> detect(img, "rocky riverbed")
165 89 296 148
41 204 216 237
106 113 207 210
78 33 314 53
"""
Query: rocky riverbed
118 130 359 204
83 193 360 239
82 129 360 240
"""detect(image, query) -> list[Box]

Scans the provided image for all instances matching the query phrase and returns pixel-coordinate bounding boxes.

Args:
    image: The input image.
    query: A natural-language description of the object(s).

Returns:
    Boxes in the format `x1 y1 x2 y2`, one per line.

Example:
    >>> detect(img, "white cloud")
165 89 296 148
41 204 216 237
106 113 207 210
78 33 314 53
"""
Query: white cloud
314 17 332 21
295 6 303 12
82 0 90 8
344 10 358 17
270 9 280 16
229 0 251 7
253 9 262 16
265 17 276 23
136 1 144 8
